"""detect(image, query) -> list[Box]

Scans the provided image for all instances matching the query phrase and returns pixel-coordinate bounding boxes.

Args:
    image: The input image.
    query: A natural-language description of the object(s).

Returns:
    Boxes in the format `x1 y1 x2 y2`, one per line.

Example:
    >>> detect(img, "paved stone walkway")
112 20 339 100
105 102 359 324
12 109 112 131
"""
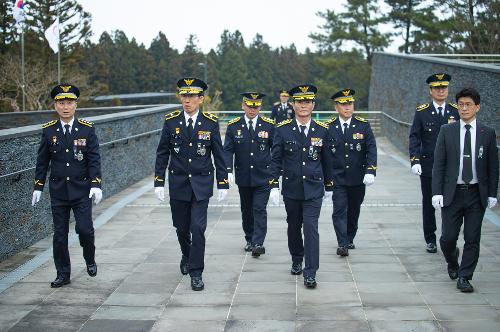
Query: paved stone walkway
1 138 499 331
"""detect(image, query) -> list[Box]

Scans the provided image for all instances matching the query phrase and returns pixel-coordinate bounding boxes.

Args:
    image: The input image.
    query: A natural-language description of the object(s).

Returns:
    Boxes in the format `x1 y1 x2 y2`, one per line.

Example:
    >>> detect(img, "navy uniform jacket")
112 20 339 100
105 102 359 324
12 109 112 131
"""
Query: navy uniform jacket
34 118 102 201
270 119 334 200
223 116 275 187
409 102 459 177
326 116 377 186
270 102 294 124
154 110 229 201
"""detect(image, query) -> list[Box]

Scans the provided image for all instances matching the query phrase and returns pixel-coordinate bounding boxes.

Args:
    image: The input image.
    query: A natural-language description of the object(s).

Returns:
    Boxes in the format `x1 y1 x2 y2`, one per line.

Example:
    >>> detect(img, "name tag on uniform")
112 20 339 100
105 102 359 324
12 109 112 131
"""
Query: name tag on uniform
310 137 323 146
257 131 268 138
448 117 456 124
353 133 364 139
198 131 211 140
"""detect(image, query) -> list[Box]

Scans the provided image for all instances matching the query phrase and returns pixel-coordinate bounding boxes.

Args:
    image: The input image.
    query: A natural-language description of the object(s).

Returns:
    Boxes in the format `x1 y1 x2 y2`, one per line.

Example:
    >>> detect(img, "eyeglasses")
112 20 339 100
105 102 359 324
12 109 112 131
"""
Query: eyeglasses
458 102 477 109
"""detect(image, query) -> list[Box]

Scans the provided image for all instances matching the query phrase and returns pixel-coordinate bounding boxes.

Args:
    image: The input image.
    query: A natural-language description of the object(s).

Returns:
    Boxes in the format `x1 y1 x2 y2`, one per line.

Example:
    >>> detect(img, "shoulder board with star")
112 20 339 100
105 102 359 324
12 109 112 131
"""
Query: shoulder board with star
273 101 280 105
325 117 337 125
227 117 240 126
260 116 275 125
202 111 218 122
276 119 292 127
78 119 94 127
416 103 430 112
354 116 367 123
448 102 458 109
41 120 58 128
313 119 328 129
165 110 181 121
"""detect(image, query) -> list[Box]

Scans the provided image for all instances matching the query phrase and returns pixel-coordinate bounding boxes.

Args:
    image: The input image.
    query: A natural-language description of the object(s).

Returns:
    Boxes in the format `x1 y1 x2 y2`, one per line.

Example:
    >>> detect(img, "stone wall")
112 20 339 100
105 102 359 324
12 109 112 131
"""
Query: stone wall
369 52 500 155
0 104 179 261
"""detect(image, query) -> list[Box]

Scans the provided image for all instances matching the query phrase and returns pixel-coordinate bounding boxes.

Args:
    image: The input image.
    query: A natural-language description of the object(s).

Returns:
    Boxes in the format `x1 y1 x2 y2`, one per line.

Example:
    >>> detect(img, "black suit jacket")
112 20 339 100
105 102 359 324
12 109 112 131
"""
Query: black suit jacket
432 121 498 209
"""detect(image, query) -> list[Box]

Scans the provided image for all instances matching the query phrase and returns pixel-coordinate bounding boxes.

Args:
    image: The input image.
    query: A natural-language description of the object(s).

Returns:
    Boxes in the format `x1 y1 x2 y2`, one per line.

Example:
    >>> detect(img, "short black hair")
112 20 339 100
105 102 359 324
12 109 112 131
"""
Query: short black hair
456 88 480 105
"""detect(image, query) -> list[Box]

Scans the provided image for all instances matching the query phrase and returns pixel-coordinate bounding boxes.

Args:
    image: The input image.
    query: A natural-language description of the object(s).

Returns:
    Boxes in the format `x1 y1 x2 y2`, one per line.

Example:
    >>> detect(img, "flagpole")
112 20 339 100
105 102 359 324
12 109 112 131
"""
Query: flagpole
57 12 60 83
21 24 26 112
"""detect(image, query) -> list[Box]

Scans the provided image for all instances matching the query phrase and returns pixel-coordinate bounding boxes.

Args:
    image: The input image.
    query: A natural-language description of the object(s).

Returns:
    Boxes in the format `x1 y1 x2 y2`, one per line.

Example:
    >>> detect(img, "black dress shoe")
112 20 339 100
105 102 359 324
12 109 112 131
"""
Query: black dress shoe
180 255 189 275
426 243 437 253
304 276 317 288
191 276 204 291
347 243 355 250
50 276 70 288
291 262 303 275
86 263 97 277
337 246 349 256
447 248 460 280
457 277 474 293
252 245 265 257
244 241 253 252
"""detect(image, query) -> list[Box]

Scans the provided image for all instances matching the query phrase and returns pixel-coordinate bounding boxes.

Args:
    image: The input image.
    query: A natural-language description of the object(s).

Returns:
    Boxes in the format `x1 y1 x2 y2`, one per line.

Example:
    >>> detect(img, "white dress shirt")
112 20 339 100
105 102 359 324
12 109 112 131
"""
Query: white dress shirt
184 110 199 129
458 119 478 184
339 117 352 134
433 101 446 116
295 119 311 136
244 115 258 131
61 117 75 134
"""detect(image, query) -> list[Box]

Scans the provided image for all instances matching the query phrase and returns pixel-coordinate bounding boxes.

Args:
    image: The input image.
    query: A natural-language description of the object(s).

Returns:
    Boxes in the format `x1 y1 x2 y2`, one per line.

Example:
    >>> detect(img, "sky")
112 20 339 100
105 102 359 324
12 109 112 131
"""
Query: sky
77 0 399 53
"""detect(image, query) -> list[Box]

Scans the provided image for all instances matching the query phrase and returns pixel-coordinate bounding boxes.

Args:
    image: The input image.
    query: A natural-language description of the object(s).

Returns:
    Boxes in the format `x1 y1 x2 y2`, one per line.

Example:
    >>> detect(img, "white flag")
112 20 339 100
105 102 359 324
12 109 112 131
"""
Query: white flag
12 0 26 24
44 18 60 53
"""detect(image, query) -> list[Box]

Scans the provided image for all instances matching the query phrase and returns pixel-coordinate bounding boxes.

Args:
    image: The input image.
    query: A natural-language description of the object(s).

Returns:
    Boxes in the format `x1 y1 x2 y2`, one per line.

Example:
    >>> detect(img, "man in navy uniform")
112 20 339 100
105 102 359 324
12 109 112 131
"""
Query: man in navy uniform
270 90 294 123
32 84 102 288
432 88 498 292
224 92 275 257
269 84 334 288
326 89 377 256
154 77 229 291
409 73 459 253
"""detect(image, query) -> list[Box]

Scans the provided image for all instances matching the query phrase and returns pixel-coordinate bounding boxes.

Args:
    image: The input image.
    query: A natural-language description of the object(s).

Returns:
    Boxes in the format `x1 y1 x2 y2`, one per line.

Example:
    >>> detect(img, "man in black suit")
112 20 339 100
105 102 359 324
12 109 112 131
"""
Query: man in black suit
409 73 459 253
432 87 498 293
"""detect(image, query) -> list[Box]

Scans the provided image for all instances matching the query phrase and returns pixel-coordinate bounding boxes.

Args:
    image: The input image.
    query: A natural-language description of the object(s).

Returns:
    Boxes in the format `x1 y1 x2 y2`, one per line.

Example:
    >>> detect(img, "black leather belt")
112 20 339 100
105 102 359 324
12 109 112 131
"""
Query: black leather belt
456 183 478 190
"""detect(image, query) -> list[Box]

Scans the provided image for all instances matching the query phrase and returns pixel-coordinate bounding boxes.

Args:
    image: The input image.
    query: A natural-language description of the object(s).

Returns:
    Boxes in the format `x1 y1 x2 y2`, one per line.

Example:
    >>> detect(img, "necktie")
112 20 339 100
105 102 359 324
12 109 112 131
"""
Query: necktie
64 124 71 144
438 106 444 121
343 123 349 141
300 125 307 142
248 119 254 136
462 124 473 184
187 118 193 137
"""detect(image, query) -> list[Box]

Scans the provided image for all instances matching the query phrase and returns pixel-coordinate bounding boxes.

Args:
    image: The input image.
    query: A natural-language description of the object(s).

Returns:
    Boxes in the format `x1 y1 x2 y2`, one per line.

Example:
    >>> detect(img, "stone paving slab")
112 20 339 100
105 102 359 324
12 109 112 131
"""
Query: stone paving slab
0 137 499 331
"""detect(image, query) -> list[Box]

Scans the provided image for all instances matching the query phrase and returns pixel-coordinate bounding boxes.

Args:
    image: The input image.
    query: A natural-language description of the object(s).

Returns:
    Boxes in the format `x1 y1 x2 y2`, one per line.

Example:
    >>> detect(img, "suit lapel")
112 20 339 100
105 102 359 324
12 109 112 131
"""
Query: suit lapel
475 122 483 163
452 122 461 166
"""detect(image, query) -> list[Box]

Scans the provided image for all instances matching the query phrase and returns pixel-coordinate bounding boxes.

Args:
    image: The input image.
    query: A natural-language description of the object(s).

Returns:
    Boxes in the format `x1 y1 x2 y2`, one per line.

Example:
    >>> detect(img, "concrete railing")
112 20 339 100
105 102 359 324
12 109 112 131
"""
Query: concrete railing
0 104 179 261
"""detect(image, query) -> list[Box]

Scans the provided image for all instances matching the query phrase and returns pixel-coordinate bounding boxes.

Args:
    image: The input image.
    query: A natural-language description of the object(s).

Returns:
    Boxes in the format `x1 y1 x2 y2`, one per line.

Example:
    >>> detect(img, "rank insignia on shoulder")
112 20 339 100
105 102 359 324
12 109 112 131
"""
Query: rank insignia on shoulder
313 119 328 129
354 116 367 123
165 110 181 121
78 119 94 127
202 112 218 122
273 101 280 105
416 103 430 112
448 102 458 109
325 117 337 125
228 117 240 125
276 119 292 127
261 116 275 125
42 120 58 128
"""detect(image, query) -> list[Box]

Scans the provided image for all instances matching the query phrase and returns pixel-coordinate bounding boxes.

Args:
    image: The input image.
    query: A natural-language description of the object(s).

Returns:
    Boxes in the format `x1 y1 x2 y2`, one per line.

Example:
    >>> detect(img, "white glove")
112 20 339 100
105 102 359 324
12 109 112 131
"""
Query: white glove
89 188 103 205
488 197 497 209
323 191 333 202
154 187 165 202
32 190 42 206
228 173 235 186
270 188 280 206
411 164 422 176
217 189 228 202
363 174 375 186
432 195 443 209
